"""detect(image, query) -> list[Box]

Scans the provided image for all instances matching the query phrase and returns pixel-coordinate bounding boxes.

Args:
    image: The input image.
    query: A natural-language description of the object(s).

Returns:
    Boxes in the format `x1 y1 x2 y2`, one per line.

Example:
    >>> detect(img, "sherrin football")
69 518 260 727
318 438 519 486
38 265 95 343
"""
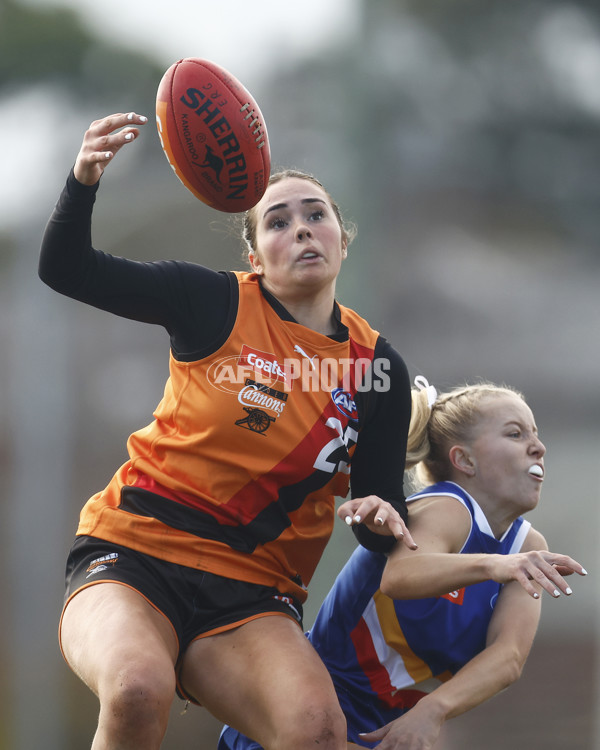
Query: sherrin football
156 58 271 212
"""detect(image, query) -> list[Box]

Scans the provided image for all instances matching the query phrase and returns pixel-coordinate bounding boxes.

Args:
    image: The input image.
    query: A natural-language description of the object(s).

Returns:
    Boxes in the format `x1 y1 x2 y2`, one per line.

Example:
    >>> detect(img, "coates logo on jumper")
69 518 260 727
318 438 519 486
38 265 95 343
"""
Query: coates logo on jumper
440 588 465 605
239 345 289 386
331 388 358 420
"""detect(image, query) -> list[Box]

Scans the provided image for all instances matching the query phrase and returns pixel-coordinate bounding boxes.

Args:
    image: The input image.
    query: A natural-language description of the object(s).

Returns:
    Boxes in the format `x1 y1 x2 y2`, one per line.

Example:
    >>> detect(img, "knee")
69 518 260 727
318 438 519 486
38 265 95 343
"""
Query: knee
272 699 347 750
98 661 175 743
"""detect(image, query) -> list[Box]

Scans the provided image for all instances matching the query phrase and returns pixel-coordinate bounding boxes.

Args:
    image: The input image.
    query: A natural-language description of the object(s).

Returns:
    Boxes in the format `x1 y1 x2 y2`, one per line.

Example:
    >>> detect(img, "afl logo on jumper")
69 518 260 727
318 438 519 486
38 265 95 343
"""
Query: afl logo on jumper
207 346 289 394
331 388 358 420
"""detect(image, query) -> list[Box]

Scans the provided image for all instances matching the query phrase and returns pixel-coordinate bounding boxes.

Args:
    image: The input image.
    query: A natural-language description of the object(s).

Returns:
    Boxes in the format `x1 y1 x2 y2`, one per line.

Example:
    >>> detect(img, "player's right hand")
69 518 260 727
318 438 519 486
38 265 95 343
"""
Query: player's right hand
74 112 148 186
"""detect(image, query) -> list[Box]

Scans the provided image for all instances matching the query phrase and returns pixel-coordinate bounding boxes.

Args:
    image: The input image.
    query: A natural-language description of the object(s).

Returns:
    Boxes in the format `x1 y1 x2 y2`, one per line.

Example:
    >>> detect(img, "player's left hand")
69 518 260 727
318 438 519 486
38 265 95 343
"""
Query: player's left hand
357 703 443 749
338 496 417 550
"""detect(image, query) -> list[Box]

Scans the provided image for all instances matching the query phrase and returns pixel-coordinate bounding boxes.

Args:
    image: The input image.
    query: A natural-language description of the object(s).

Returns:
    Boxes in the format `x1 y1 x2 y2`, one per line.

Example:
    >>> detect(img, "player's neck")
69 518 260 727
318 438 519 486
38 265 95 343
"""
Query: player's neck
263 280 338 335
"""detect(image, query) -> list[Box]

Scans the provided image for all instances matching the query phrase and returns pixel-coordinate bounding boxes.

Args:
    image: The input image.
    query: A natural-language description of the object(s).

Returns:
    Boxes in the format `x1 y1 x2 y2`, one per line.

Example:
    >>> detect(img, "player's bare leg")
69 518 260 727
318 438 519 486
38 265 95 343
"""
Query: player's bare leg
60 583 179 750
180 615 348 750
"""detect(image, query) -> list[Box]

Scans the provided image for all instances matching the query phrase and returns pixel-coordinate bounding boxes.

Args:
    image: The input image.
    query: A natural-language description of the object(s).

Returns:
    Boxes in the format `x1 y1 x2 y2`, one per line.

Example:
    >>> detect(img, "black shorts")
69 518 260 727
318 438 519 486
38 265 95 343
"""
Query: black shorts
63 535 304 659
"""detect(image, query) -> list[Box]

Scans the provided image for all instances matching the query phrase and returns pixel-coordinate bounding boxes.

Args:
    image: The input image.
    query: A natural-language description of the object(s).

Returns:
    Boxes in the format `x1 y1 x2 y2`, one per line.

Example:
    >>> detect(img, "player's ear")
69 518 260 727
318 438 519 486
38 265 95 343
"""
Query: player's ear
249 250 263 275
341 239 348 259
449 445 475 476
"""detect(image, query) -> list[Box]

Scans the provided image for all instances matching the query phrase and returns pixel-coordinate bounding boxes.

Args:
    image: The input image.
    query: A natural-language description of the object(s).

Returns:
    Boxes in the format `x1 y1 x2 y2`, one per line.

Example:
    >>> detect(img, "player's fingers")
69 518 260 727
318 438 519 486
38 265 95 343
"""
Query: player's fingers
527 563 569 598
340 496 381 526
553 565 574 577
358 724 390 741
513 569 542 599
384 516 417 549
553 563 588 578
367 502 418 550
371 504 390 527
338 498 362 525
551 555 588 576
339 498 417 549
92 126 142 154
534 552 588 592
540 551 587 573
125 111 148 125
83 114 145 158
369 506 398 532
89 112 148 136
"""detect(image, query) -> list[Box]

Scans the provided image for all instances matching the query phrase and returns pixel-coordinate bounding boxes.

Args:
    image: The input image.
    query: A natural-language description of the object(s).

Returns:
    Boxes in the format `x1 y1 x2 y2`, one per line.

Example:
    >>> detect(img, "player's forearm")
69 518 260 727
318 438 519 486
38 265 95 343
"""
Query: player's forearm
380 552 498 599
415 642 523 723
38 170 98 294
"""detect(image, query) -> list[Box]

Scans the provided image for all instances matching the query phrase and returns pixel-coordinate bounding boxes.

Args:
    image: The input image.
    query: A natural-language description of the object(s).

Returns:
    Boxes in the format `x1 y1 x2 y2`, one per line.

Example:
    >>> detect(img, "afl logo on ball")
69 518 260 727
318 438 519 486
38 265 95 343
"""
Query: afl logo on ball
331 388 358 420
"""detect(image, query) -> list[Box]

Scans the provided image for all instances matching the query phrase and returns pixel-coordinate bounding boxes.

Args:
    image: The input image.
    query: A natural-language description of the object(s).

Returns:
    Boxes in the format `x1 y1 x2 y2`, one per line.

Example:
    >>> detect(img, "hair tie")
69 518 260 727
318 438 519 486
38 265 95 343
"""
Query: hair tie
414 375 438 407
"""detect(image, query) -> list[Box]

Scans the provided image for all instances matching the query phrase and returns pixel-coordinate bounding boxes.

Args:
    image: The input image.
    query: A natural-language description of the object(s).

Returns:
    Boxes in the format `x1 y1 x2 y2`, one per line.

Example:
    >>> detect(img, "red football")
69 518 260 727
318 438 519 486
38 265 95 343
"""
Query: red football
156 58 271 212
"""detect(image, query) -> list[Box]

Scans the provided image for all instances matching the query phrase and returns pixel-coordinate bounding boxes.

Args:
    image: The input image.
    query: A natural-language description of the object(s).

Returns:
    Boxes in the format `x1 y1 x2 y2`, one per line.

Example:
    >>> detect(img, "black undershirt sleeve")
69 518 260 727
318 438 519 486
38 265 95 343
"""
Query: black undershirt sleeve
39 169 234 358
350 339 411 552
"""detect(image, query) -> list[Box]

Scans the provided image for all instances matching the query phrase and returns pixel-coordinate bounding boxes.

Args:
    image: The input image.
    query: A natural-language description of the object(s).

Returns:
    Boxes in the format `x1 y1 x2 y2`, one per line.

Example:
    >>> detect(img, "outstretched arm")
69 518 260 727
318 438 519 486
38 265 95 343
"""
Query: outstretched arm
39 112 233 345
381 497 586 600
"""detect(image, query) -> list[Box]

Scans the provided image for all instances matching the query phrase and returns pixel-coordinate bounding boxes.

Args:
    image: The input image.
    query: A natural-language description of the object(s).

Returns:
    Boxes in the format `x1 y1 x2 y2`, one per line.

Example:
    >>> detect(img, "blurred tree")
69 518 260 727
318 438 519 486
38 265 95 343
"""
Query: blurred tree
0 0 163 110
354 0 600 253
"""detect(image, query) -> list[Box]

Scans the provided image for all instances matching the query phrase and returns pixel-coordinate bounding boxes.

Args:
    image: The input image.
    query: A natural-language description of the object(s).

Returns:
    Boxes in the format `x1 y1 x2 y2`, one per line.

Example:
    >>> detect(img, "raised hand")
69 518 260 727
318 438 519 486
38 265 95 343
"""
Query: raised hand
74 112 148 186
